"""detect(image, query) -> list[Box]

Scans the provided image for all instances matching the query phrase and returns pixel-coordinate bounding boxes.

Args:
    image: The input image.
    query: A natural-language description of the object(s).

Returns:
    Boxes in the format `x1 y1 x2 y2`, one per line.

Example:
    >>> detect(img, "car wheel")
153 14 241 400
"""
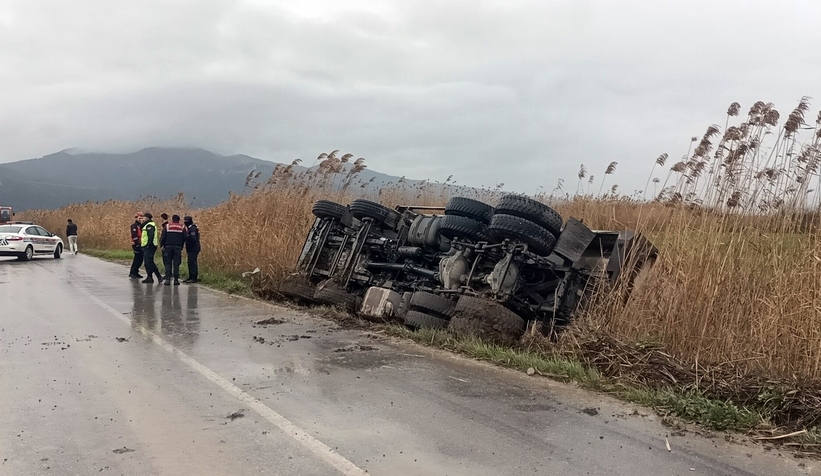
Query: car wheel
20 245 34 261
54 244 62 259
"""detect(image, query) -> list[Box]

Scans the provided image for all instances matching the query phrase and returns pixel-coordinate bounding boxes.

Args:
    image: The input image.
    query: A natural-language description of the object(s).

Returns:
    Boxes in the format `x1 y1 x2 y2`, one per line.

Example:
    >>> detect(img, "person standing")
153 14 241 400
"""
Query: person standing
160 215 187 286
160 213 170 276
66 219 78 255
140 212 163 284
183 215 200 284
129 213 144 279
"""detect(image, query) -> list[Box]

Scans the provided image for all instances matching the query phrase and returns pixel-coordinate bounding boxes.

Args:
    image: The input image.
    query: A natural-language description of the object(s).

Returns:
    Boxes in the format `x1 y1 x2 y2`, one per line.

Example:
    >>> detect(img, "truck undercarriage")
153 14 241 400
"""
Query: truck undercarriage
278 195 657 344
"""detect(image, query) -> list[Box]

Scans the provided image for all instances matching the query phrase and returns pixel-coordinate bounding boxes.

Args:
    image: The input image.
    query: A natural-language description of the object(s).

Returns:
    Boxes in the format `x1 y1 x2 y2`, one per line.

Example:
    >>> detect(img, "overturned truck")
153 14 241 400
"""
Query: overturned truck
279 195 656 345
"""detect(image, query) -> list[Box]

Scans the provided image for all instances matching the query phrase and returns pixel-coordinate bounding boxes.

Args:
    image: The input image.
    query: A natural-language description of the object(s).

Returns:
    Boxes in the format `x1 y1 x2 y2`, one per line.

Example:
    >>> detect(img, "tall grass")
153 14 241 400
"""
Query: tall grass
19 101 821 383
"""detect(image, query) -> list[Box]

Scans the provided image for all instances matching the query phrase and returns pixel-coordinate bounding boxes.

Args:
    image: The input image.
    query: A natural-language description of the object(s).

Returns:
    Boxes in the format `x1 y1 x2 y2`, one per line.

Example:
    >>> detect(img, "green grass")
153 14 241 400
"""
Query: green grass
617 387 763 432
82 248 252 297
82 249 134 261
388 326 601 385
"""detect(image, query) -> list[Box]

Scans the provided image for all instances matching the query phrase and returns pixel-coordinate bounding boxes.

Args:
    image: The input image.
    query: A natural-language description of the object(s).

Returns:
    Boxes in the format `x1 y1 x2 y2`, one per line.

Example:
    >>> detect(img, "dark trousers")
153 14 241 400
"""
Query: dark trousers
162 247 170 277
143 247 160 279
164 245 182 280
130 246 144 276
187 250 199 281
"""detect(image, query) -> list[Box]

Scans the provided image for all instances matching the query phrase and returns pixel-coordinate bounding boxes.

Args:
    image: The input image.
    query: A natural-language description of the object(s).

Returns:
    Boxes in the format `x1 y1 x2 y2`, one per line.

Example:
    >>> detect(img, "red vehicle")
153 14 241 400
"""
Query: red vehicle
0 207 13 224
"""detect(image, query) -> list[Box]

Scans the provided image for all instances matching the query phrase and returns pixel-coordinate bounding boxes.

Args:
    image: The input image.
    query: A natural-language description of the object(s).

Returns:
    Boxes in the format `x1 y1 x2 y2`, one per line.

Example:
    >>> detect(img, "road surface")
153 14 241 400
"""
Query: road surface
0 255 814 475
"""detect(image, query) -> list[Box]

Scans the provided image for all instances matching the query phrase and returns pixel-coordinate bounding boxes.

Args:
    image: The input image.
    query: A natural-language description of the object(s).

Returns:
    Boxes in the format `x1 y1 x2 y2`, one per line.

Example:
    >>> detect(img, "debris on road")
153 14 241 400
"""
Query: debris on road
225 409 245 421
112 447 135 454
241 267 260 278
254 318 285 327
114 337 129 343
581 407 599 416
334 344 378 353
753 429 808 441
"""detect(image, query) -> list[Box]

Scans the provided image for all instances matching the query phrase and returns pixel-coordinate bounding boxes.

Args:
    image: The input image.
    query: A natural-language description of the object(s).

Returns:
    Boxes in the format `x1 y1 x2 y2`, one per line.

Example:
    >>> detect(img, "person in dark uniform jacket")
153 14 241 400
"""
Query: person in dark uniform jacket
129 212 144 279
159 212 169 268
160 215 188 286
183 215 201 284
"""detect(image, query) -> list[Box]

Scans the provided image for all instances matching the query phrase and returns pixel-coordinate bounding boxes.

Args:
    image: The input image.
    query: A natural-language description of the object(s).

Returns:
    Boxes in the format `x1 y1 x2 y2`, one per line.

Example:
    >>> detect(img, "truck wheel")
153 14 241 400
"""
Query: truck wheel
349 199 399 229
487 214 557 256
312 200 347 221
449 295 526 346
494 194 563 237
439 215 488 242
313 280 359 312
445 197 494 225
404 310 449 330
277 276 317 303
409 291 456 319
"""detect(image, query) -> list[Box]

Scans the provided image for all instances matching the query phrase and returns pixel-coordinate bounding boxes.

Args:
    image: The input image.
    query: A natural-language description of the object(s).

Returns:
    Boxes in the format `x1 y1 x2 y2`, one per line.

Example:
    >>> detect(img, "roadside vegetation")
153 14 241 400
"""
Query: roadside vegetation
20 99 821 449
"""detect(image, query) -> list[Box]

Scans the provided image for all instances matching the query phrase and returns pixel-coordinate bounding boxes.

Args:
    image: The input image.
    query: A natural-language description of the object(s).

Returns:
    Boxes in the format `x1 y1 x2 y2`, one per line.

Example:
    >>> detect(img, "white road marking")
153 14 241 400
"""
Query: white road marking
78 287 368 476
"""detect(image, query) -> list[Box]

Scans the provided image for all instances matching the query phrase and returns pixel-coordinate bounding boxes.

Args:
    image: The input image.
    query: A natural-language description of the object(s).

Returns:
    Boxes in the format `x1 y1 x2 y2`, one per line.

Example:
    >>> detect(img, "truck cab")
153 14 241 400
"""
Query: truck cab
0 207 13 224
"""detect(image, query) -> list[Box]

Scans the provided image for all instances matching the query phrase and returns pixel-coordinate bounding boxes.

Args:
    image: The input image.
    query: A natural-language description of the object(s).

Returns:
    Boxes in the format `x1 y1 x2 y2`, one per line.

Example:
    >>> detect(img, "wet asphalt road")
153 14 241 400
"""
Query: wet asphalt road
0 255 814 475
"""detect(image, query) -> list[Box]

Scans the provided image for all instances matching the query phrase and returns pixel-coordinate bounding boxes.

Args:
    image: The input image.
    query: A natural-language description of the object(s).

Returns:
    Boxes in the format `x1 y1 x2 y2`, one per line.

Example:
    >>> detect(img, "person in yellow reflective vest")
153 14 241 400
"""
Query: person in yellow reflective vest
140 212 164 284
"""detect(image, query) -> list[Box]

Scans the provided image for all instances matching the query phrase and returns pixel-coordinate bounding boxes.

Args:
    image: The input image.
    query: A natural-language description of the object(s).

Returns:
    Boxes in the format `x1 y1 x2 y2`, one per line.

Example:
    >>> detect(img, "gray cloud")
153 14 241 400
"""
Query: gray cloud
1 0 820 196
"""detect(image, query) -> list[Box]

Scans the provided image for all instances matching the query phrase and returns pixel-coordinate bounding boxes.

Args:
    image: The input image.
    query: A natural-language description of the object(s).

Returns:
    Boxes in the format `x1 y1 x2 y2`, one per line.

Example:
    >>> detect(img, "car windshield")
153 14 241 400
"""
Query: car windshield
0 225 23 233
0 210 9 222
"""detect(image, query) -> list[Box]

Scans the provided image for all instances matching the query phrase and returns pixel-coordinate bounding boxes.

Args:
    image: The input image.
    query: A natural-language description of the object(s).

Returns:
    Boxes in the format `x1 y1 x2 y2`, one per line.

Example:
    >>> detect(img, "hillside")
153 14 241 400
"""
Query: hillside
0 148 280 210
0 147 480 211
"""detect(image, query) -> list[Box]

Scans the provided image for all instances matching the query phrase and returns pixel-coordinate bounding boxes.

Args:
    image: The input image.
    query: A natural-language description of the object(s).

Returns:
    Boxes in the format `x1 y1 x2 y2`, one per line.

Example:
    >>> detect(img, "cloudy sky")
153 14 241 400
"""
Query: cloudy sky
1 0 820 196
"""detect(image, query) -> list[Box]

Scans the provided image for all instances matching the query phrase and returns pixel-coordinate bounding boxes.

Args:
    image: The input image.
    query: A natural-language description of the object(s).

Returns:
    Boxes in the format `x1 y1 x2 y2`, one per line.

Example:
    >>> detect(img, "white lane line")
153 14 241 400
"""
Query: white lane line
78 287 368 476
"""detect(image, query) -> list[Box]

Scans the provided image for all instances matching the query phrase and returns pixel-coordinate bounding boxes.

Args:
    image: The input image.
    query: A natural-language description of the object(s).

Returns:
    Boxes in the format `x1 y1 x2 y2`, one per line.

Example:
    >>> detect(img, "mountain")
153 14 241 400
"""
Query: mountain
0 148 280 211
0 147 464 211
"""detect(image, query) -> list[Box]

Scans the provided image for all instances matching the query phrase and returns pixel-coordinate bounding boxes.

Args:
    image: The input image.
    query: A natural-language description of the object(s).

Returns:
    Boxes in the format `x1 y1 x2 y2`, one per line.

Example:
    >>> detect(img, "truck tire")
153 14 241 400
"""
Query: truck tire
349 199 399 229
445 197 494 225
494 194 563 236
277 276 317 303
312 200 347 220
449 295 526 346
439 215 488 241
404 310 449 330
313 281 359 312
487 214 557 256
409 291 456 319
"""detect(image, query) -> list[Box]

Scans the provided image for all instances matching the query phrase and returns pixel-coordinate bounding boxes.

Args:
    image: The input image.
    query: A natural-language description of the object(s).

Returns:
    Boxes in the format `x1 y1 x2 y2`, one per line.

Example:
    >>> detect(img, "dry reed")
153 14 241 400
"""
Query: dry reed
18 101 821 387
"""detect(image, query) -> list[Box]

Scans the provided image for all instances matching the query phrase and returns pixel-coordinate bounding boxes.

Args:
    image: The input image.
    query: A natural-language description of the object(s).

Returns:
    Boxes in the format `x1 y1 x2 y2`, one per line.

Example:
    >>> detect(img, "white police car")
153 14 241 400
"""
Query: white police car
0 223 64 260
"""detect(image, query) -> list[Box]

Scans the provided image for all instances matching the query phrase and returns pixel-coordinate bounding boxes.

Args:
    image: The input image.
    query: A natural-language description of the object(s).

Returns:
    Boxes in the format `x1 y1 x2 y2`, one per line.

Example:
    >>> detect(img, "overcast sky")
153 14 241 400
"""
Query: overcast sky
2 0 820 196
